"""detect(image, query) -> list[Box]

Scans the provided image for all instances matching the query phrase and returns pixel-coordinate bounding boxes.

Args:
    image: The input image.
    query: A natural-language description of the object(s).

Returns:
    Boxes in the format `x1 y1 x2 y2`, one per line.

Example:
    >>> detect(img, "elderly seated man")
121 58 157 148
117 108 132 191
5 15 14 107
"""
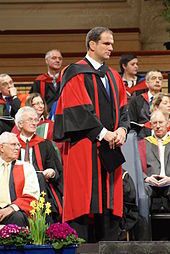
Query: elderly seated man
138 109 170 212
0 132 40 227
15 106 63 223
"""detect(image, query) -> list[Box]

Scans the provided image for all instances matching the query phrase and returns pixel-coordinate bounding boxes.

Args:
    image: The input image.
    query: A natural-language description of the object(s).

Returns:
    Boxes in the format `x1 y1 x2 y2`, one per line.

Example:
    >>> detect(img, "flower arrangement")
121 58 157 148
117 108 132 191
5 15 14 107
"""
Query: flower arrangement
0 192 85 250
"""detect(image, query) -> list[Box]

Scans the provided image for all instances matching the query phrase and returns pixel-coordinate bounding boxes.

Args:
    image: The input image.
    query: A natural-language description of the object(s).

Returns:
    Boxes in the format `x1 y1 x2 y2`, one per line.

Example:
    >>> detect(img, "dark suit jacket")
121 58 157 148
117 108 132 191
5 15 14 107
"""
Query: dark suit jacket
0 94 21 133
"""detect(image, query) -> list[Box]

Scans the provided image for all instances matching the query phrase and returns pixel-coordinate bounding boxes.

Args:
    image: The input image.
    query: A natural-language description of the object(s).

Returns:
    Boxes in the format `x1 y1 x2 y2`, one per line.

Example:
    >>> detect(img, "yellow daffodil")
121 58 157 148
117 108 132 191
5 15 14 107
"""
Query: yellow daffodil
45 208 51 215
30 200 37 209
41 191 46 197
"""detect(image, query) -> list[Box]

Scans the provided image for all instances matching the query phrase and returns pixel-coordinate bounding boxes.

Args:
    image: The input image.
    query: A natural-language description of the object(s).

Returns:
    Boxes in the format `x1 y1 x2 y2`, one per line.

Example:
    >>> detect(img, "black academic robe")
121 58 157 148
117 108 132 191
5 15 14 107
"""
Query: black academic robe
17 134 63 221
0 95 21 133
53 59 130 222
30 73 61 111
128 92 151 139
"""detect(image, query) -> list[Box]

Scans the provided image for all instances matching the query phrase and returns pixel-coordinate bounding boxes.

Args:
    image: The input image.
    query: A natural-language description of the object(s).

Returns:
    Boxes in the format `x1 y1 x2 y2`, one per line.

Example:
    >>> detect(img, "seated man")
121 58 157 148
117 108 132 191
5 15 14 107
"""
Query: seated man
0 74 21 133
128 69 163 139
15 106 63 223
0 132 40 227
138 109 170 213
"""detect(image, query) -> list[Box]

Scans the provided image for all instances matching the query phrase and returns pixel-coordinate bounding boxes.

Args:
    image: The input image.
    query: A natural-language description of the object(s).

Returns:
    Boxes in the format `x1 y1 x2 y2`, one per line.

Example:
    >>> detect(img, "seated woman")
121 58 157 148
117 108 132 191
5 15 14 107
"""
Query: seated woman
144 92 170 132
120 54 148 104
12 93 63 161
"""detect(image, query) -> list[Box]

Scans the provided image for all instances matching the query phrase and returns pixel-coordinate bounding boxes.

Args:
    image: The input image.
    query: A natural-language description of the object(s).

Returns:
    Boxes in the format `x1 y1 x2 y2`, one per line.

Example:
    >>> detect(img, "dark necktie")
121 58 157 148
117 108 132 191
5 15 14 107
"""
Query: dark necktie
5 97 10 113
24 139 30 162
53 77 57 89
149 96 153 108
105 75 110 97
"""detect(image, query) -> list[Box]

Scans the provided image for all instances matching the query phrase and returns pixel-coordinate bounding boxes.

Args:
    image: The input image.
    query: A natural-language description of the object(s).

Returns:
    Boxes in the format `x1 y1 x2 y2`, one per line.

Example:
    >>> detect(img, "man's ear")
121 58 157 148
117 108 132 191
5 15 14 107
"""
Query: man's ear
0 144 4 154
45 58 49 66
18 121 23 130
89 41 96 52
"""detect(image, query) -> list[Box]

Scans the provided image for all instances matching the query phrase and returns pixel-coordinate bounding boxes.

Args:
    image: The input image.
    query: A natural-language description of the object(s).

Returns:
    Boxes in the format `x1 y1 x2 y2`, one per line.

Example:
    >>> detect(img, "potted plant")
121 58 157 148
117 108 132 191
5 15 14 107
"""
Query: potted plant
0 192 85 254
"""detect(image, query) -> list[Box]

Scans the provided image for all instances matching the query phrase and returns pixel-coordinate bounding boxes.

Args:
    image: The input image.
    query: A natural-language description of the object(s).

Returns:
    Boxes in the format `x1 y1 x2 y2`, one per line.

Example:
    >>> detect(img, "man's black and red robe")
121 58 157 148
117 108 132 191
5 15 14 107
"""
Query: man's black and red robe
30 73 61 111
53 59 130 222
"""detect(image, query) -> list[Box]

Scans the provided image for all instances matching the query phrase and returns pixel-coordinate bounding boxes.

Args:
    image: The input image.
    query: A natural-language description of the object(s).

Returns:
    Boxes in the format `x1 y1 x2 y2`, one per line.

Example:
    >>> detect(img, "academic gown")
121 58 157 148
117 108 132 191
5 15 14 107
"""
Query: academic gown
30 73 61 111
53 59 130 222
0 95 21 133
128 92 151 139
17 134 63 220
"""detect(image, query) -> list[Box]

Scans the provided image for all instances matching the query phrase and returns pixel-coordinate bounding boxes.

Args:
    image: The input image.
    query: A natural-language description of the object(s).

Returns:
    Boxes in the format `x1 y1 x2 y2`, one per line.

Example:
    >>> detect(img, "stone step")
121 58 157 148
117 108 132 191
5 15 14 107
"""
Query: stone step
99 241 170 254
77 243 99 254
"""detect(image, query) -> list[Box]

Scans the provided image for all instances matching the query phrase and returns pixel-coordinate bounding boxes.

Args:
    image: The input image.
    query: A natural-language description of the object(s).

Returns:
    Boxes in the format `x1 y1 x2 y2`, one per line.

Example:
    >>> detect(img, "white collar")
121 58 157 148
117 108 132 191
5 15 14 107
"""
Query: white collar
85 54 103 70
148 91 154 101
20 133 34 143
48 71 59 79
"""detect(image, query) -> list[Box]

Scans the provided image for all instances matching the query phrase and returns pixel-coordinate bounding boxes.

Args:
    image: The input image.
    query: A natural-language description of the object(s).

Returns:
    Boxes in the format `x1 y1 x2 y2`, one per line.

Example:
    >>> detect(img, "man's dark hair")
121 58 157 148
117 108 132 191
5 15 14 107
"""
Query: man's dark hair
86 27 113 51
119 54 137 73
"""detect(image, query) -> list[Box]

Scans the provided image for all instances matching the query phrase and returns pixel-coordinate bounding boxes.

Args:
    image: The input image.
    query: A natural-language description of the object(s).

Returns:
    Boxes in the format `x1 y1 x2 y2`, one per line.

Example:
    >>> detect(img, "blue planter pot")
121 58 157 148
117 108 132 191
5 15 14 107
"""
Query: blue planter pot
0 244 77 254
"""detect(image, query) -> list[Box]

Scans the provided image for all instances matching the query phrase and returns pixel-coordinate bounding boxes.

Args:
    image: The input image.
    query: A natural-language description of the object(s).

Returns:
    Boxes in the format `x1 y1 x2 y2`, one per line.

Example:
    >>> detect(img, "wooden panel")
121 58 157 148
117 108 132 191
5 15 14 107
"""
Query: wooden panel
1 52 170 75
0 29 141 54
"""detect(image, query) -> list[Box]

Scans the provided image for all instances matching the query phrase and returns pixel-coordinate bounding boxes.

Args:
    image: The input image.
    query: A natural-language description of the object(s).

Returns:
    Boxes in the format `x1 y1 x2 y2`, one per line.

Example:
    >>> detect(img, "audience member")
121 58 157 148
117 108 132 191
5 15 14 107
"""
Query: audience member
143 92 170 133
30 49 63 111
0 132 40 227
53 27 129 242
128 69 163 139
120 54 148 103
0 74 21 133
25 93 63 160
138 109 170 213
15 106 63 223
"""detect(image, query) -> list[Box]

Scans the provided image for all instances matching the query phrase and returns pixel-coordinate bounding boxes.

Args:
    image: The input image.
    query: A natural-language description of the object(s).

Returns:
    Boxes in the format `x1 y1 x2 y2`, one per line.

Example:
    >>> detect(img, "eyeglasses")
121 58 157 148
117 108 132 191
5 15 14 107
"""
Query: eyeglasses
32 101 44 107
149 76 163 81
24 117 39 124
1 80 13 87
152 121 167 127
3 143 21 148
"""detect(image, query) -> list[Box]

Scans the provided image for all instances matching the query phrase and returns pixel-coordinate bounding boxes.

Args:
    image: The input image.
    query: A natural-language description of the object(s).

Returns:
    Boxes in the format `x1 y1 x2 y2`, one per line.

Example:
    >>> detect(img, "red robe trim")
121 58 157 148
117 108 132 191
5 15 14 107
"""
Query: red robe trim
142 92 149 104
17 134 45 149
12 164 38 215
138 139 147 175
36 73 60 98
125 79 147 95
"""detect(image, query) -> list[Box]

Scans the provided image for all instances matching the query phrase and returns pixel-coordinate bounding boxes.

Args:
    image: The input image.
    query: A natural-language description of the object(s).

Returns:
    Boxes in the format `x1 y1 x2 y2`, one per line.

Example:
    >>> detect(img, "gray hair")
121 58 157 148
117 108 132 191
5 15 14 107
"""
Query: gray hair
45 49 62 60
145 69 162 81
15 106 38 130
0 74 11 86
86 27 113 51
0 132 17 144
150 109 169 123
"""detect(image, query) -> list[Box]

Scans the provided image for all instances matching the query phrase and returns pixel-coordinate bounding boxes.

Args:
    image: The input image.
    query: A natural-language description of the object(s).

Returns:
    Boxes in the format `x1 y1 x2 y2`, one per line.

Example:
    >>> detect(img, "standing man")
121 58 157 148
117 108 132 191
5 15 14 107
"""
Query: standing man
0 132 39 227
53 27 129 242
128 69 163 139
30 49 63 111
0 74 21 133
